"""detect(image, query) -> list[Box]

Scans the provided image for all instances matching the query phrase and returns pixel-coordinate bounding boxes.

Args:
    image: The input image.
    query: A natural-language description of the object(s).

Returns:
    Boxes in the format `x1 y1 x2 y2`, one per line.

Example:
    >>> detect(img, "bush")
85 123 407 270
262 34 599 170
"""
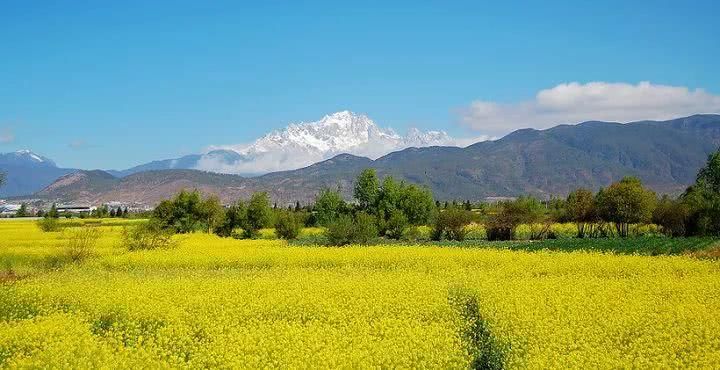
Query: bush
325 212 378 246
37 217 61 232
653 196 689 237
432 208 472 241
385 210 408 240
65 227 101 263
275 212 302 240
401 226 423 242
326 215 354 246
123 221 176 251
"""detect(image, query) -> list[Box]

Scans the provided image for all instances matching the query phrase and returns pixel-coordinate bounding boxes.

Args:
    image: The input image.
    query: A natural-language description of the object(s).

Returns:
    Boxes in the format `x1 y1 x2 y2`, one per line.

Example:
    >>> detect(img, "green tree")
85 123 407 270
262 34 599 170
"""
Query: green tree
245 192 272 238
432 207 472 241
215 200 247 237
596 177 657 237
565 188 598 238
385 209 408 240
275 211 302 240
295 201 301 212
151 190 212 233
200 195 226 234
653 195 689 237
515 196 550 239
485 203 519 241
354 168 379 212
314 188 347 226
110 208 116 217
325 212 378 246
397 183 435 225
682 150 720 235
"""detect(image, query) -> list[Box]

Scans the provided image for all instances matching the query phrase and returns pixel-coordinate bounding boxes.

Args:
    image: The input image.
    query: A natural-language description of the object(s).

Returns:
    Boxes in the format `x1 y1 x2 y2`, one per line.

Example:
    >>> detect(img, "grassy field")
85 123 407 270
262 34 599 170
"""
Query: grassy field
1 220 720 368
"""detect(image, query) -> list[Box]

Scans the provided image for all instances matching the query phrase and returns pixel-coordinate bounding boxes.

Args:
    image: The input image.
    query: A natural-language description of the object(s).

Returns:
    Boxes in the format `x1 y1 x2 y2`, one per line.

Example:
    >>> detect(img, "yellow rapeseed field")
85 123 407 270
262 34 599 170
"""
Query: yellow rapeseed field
1 220 719 368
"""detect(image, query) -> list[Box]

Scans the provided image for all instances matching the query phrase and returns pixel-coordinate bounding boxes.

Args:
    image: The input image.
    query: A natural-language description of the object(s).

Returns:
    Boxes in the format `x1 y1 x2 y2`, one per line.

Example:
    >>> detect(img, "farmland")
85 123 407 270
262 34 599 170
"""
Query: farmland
1 219 720 368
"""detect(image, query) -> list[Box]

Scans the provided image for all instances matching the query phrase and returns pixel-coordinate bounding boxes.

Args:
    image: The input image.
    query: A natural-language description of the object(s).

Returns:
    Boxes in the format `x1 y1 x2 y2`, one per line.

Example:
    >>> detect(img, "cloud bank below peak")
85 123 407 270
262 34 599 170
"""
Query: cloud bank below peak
459 81 720 134
195 111 477 175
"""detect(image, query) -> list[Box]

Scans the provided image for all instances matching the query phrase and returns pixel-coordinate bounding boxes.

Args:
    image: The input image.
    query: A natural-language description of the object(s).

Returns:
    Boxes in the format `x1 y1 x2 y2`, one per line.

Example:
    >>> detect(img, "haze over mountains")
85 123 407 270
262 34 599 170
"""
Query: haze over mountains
8 114 719 204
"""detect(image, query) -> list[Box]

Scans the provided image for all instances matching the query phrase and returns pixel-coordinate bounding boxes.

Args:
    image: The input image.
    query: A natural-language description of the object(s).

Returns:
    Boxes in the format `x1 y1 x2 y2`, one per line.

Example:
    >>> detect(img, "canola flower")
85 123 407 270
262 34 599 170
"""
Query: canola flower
0 220 719 368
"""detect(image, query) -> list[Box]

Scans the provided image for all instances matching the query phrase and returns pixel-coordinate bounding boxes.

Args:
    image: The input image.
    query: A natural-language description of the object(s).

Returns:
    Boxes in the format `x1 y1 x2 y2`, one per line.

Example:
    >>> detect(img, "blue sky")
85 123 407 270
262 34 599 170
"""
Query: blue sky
1 0 719 169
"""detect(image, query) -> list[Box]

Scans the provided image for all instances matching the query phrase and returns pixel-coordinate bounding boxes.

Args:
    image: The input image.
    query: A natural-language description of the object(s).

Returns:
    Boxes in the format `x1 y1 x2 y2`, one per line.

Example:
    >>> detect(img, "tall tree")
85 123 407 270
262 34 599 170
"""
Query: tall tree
354 168 379 212
215 200 247 237
683 150 720 235
565 188 597 238
245 192 272 238
200 195 226 233
596 177 657 237
314 188 347 227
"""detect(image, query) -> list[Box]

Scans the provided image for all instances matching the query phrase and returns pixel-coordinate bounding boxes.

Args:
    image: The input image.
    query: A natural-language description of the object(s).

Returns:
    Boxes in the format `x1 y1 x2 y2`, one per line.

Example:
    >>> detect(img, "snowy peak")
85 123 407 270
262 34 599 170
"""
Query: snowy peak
0 150 56 167
200 111 455 174
115 111 459 177
237 111 451 157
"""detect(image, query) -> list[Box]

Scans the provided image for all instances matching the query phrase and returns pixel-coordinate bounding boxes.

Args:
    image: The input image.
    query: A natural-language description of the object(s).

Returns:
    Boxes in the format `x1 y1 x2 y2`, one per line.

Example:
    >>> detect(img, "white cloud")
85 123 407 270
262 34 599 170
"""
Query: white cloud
68 139 94 150
459 82 720 135
0 128 14 144
194 111 474 175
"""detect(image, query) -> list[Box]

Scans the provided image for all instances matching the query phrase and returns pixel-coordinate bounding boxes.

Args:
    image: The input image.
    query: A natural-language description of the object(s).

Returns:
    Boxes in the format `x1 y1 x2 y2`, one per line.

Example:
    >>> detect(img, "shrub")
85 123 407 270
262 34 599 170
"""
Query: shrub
354 212 379 244
326 215 354 246
385 210 408 240
432 208 472 241
275 212 302 240
37 217 61 232
653 196 689 237
123 221 176 251
65 227 100 263
215 201 247 238
325 212 378 246
401 226 422 242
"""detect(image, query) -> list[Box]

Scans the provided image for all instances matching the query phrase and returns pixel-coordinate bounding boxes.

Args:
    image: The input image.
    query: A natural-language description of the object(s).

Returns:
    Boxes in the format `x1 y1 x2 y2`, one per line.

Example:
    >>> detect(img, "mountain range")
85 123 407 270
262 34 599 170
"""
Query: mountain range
11 114 720 205
0 150 76 197
108 111 456 177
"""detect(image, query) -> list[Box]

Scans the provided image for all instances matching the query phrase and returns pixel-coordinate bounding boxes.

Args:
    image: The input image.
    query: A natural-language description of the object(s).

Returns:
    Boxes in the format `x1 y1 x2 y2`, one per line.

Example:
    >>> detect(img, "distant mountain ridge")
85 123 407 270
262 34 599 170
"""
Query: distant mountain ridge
0 150 77 197
30 114 720 205
110 111 455 177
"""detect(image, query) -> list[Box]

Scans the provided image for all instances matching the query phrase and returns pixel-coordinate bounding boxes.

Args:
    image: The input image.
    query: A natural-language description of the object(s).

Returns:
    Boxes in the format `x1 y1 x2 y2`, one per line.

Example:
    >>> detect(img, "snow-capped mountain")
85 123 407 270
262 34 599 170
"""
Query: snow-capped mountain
0 150 75 197
0 150 55 167
199 111 455 174
115 111 457 176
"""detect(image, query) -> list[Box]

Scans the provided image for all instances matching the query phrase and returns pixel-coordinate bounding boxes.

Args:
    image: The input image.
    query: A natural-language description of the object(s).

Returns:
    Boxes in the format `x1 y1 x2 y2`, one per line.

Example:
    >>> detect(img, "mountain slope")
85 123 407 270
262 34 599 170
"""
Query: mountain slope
32 114 720 204
113 111 454 176
0 150 77 197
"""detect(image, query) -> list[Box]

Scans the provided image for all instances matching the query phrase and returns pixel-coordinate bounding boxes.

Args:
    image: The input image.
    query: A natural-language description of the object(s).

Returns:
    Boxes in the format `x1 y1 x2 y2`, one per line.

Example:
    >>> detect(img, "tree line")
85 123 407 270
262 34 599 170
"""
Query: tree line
73 148 720 245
